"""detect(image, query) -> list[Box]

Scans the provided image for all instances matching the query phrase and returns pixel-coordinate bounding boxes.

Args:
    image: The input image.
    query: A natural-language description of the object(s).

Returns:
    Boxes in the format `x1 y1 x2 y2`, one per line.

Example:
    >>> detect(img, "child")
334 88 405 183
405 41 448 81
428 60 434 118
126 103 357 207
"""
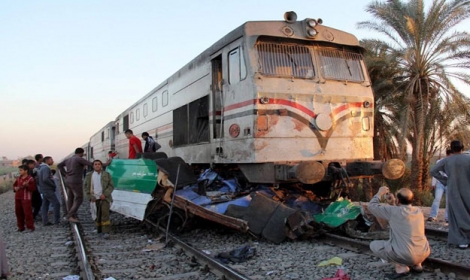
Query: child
13 165 36 232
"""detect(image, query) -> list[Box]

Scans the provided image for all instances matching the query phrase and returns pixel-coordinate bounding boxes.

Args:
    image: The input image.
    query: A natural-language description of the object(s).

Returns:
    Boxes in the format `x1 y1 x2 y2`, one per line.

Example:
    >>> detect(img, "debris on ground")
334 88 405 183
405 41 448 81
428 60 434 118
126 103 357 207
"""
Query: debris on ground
126 157 391 243
321 268 351 280
62 276 80 280
314 199 361 228
215 244 256 263
317 256 343 267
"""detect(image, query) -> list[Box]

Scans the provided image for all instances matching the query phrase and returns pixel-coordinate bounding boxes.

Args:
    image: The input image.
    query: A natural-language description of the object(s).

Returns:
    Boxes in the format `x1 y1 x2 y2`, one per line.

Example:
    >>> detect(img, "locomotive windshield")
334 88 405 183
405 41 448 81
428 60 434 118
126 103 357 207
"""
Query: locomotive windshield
255 39 365 82
256 42 315 78
317 48 364 82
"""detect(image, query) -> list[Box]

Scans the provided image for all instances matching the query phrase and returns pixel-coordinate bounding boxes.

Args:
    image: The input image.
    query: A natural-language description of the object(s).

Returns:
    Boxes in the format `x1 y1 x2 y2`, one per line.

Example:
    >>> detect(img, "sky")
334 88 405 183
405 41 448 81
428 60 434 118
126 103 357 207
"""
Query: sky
1 0 469 161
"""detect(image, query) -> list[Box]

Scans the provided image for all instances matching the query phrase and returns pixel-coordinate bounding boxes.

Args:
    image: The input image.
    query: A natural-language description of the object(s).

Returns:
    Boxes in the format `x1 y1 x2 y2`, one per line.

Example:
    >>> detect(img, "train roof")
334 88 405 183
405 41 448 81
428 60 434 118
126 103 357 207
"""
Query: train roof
90 121 115 138
115 18 361 119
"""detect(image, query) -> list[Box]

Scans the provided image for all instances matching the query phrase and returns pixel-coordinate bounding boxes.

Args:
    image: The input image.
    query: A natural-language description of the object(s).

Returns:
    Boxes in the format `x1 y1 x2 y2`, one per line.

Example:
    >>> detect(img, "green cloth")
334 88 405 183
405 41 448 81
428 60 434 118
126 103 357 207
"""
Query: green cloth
313 199 361 228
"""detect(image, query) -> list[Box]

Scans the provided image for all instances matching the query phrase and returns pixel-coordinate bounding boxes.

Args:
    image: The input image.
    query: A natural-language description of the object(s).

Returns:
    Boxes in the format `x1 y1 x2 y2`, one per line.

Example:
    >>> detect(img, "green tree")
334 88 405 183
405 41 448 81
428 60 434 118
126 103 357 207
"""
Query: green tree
359 0 470 190
361 39 404 161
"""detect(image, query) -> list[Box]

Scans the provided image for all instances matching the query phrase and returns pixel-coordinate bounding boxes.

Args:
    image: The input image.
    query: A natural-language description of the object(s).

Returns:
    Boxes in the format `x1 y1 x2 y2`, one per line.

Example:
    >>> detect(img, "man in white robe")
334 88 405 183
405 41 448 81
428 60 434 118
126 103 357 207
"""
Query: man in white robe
431 140 470 249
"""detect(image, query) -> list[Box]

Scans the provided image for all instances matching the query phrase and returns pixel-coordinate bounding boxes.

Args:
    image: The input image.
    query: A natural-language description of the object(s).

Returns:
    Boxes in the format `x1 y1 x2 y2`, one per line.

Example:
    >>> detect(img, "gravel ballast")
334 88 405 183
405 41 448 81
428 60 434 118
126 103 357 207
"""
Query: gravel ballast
1 189 469 279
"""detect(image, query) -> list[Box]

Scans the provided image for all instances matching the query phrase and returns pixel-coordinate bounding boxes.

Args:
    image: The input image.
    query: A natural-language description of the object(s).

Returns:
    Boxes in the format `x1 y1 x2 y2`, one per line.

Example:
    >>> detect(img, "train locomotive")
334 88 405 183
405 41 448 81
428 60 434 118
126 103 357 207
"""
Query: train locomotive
70 12 404 239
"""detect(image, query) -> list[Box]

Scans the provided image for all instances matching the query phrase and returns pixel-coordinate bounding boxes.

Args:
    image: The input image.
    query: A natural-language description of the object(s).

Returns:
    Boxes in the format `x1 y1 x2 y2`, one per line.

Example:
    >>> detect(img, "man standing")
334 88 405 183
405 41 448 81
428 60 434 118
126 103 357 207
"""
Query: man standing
142 132 160 152
37 156 60 226
125 129 143 159
27 159 42 220
428 149 452 223
431 140 470 249
57 148 93 223
368 186 430 278
84 160 114 238
34 154 43 167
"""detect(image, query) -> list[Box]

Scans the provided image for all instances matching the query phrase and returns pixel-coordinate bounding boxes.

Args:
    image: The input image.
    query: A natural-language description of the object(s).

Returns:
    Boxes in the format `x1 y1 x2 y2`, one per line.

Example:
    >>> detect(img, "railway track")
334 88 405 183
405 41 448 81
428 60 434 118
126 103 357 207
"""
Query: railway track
425 227 448 242
321 232 470 279
58 164 463 280
59 172 250 280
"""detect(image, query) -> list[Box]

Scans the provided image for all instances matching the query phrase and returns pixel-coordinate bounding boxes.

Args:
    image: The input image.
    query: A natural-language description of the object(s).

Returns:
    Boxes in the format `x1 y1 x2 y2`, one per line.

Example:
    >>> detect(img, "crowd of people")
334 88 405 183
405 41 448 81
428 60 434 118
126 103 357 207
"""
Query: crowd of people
0 148 117 279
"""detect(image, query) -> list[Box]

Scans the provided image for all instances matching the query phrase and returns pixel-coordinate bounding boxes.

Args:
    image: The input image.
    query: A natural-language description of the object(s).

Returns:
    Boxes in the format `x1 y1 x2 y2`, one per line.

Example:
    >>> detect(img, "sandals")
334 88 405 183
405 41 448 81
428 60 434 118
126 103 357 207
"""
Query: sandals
385 272 410 279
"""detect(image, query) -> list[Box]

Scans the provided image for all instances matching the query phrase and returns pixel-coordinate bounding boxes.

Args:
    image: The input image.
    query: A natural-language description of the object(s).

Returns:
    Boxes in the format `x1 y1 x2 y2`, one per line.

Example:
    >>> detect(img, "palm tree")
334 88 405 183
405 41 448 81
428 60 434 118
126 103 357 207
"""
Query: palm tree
358 0 470 190
361 39 403 160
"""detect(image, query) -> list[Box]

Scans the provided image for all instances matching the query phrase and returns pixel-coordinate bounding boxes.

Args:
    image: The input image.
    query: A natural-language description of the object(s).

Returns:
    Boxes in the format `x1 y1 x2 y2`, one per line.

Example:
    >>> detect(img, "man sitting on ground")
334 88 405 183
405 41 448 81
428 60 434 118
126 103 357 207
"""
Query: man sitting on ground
368 186 430 279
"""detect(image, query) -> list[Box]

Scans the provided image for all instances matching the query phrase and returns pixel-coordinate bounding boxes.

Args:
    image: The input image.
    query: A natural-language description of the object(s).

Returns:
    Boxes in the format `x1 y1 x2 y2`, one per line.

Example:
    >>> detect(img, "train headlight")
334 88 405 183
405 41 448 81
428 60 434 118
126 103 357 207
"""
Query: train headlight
304 18 319 38
363 101 371 108
306 19 317 27
307 29 318 37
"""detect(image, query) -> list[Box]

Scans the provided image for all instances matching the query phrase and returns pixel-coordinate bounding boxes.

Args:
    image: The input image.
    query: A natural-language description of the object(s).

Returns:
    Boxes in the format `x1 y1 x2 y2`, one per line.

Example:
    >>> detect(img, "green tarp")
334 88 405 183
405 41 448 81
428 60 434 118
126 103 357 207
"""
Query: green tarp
313 199 361 228
106 159 158 194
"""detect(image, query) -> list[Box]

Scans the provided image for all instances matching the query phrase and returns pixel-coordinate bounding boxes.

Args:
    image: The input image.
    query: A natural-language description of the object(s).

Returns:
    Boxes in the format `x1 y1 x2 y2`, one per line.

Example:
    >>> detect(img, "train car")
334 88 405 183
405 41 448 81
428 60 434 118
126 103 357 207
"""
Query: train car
111 12 404 188
89 121 116 162
103 12 405 232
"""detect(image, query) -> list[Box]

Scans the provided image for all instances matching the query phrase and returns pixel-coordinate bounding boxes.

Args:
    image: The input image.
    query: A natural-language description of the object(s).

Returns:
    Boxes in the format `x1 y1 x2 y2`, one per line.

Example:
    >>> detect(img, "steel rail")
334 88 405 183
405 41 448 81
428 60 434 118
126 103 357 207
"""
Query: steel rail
322 233 470 278
145 219 251 280
425 227 448 241
59 171 96 280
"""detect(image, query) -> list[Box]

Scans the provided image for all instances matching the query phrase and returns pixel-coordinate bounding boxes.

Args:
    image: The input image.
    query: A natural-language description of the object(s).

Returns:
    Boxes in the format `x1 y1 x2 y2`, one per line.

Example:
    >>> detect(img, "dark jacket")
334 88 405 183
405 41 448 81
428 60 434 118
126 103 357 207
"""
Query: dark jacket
144 136 161 152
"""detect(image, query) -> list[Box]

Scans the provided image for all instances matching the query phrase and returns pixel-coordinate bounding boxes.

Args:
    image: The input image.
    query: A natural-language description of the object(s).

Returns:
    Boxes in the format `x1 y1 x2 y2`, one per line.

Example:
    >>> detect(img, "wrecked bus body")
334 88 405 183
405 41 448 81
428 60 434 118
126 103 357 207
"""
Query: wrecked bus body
107 157 389 243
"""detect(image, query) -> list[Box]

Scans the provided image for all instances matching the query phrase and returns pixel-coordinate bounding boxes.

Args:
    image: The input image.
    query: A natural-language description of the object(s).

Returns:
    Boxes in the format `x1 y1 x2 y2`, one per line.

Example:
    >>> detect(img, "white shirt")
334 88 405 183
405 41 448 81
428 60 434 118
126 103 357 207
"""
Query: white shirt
92 171 102 199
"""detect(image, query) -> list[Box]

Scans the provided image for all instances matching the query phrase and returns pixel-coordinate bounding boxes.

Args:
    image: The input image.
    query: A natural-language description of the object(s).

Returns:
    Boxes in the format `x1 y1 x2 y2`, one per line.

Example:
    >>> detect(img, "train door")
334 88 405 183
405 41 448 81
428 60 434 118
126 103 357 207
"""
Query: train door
111 126 116 151
211 55 224 140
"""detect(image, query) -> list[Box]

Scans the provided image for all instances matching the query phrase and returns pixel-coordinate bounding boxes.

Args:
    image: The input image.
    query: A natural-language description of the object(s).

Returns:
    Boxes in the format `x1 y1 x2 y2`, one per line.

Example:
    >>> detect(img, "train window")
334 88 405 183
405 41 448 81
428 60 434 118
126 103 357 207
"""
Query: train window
116 122 120 134
130 112 134 124
173 95 209 147
162 91 169 107
143 103 148 117
228 47 247 84
256 42 315 78
136 108 140 121
106 128 110 139
101 131 104 142
317 48 365 82
123 115 129 131
152 97 158 112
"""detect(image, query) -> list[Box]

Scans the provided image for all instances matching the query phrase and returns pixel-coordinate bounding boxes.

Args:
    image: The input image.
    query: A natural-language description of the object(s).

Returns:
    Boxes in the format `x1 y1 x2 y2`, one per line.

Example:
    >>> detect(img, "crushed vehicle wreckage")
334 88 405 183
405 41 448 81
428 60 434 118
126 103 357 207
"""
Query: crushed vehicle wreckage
107 156 391 244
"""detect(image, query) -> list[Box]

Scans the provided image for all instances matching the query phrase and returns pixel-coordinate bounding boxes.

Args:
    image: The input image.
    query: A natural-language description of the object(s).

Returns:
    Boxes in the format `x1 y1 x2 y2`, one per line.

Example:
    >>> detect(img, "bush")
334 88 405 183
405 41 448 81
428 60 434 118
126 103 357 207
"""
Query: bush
0 166 17 176
0 180 12 195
